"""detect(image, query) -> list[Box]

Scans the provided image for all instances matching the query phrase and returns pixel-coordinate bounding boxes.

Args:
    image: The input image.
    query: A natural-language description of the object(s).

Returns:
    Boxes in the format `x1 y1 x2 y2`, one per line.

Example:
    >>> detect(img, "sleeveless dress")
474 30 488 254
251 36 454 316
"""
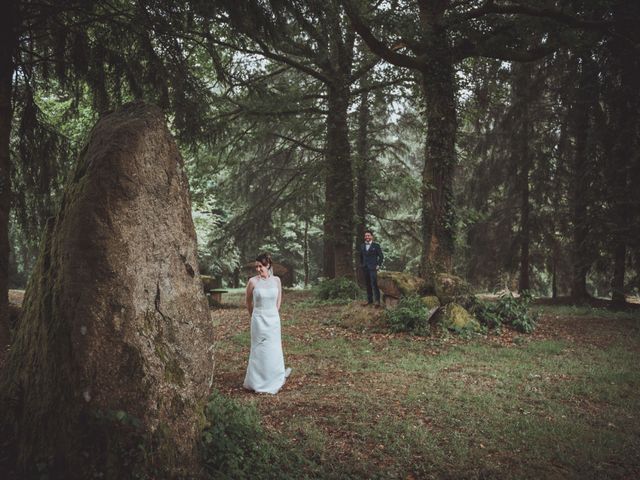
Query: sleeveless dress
243 276 289 394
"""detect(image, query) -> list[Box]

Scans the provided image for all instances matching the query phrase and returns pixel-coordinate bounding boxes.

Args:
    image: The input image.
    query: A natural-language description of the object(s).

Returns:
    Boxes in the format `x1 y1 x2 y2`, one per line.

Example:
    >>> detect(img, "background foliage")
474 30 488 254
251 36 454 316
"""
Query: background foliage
5 0 640 302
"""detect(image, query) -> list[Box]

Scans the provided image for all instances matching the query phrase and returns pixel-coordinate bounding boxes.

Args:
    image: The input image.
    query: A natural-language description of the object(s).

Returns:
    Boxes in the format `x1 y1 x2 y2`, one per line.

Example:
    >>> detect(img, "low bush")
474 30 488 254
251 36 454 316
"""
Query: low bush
384 295 430 336
201 390 314 479
315 277 362 301
472 291 539 333
201 390 278 479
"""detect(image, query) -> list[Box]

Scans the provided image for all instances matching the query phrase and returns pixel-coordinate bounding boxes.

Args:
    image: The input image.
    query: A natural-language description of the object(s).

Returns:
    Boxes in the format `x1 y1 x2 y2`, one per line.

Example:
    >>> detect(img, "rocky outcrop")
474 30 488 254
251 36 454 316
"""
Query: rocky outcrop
439 303 482 332
420 295 441 310
375 271 482 335
0 102 214 478
377 271 426 306
434 273 472 306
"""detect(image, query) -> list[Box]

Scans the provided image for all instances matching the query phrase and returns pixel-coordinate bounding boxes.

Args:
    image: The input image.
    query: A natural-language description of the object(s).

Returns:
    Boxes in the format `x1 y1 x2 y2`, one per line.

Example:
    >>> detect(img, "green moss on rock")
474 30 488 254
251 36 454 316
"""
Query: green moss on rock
154 342 185 387
421 295 441 310
377 271 426 298
441 303 481 332
434 273 472 305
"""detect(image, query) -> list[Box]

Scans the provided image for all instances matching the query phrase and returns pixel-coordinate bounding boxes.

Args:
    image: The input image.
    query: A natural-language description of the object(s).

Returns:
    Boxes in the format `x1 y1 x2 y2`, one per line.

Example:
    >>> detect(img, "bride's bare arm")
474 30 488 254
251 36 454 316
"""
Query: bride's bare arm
246 277 255 315
276 276 282 310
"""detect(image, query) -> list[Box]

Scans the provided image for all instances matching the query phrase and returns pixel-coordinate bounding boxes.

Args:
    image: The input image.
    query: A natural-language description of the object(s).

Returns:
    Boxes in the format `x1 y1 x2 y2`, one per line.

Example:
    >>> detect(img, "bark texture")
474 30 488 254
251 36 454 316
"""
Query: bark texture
569 52 596 299
0 0 17 352
608 2 640 304
324 81 354 279
0 102 214 478
419 2 457 278
322 6 355 279
355 87 370 287
512 62 532 292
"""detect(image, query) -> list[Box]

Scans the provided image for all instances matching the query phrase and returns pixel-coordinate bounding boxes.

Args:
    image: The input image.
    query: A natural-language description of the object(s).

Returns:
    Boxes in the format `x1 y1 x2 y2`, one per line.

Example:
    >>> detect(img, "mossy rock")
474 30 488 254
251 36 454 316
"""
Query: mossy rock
0 103 213 478
440 303 481 332
434 273 472 305
420 295 440 310
377 271 426 299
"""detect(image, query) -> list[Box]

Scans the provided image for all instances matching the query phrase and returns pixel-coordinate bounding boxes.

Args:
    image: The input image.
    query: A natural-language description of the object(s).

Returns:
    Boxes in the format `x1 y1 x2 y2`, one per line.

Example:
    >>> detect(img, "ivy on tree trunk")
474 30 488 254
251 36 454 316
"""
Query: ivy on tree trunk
419 33 457 278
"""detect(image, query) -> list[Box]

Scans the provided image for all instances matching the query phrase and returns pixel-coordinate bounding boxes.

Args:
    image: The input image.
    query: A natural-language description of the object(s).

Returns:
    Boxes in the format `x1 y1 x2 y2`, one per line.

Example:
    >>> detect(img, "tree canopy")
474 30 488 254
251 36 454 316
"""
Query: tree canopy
3 0 640 339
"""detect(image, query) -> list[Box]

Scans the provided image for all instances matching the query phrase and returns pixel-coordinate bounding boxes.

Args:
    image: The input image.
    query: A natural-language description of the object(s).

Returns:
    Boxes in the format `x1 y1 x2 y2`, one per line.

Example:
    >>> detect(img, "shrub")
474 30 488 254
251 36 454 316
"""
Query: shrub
201 390 314 479
315 277 362 301
385 295 430 336
472 291 539 333
470 300 503 330
201 390 278 479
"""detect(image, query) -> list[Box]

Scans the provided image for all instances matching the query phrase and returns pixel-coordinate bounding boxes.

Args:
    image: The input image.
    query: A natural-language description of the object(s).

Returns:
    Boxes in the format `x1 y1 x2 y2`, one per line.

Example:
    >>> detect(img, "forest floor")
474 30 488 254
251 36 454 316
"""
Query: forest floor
5 288 639 478
211 289 640 479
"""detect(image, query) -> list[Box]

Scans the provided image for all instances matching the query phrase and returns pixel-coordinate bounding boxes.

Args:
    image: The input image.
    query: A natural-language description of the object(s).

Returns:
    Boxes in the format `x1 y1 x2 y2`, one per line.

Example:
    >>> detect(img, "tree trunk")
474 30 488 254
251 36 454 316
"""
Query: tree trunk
322 214 335 278
303 218 309 287
611 242 626 304
518 167 531 293
232 267 240 288
354 87 370 286
569 53 597 300
0 2 17 347
608 2 640 304
419 49 457 278
324 80 354 279
511 62 532 292
551 257 558 299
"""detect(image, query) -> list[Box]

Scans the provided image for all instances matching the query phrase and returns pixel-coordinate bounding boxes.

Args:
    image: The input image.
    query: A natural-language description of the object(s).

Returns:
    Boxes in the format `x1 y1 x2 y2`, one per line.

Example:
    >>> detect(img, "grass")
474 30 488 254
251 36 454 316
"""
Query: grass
533 303 640 321
210 292 640 479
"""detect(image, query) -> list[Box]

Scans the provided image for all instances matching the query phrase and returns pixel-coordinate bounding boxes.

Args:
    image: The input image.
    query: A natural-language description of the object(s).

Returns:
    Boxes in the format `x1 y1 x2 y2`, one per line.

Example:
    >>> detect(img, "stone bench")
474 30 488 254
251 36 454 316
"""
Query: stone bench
208 289 228 304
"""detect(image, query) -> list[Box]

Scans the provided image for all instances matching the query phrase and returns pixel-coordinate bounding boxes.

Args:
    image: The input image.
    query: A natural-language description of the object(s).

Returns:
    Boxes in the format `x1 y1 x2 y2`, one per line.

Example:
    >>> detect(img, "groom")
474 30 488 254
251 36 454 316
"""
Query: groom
360 230 384 308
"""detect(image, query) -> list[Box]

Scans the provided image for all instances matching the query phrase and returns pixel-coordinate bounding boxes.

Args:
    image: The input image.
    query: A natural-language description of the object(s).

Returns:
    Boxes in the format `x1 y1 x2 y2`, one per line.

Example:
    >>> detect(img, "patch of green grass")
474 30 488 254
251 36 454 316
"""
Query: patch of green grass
384 341 640 478
229 331 250 347
291 298 353 310
525 339 567 355
534 304 640 321
213 297 640 478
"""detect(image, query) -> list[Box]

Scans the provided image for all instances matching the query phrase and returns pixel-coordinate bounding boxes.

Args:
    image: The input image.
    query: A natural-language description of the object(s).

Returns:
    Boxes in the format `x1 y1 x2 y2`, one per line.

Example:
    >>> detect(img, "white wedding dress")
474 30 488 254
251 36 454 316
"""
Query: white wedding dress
243 275 290 394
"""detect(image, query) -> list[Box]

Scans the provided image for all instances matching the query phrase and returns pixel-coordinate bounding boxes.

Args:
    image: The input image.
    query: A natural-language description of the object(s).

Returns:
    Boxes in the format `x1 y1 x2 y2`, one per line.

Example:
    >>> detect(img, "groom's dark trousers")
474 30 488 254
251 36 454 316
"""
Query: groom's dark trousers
360 242 384 304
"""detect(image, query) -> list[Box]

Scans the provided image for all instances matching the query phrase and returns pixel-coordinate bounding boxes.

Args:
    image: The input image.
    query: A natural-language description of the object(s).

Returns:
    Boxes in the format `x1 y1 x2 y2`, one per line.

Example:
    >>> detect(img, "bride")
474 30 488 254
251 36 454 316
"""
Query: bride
243 253 291 394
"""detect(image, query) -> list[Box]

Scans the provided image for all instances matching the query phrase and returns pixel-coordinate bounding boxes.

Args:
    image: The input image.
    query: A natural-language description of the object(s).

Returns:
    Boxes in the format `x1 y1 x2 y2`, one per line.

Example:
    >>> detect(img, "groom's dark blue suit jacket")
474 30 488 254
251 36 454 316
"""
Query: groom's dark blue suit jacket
360 242 384 270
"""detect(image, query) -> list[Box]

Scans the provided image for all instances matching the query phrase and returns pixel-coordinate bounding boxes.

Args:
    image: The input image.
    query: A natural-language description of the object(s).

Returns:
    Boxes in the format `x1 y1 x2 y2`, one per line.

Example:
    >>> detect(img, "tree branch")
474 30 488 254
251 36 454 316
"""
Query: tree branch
340 0 423 71
447 1 613 32
272 133 325 154
349 75 411 96
210 37 331 84
454 40 557 62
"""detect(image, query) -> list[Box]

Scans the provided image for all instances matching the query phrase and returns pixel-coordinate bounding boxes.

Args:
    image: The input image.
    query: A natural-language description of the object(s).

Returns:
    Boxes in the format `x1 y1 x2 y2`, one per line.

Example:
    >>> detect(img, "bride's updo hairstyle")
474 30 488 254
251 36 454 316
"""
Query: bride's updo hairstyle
255 252 273 269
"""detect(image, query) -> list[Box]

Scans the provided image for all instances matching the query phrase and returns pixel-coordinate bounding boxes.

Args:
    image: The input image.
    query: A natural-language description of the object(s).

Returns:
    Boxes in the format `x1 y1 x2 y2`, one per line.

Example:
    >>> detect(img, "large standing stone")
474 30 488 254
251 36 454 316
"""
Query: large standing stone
0 102 214 478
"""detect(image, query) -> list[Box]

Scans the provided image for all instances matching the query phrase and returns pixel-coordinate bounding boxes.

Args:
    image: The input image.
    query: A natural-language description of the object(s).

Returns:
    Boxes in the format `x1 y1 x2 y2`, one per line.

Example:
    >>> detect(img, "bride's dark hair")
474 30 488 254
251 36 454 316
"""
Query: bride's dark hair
255 252 273 268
